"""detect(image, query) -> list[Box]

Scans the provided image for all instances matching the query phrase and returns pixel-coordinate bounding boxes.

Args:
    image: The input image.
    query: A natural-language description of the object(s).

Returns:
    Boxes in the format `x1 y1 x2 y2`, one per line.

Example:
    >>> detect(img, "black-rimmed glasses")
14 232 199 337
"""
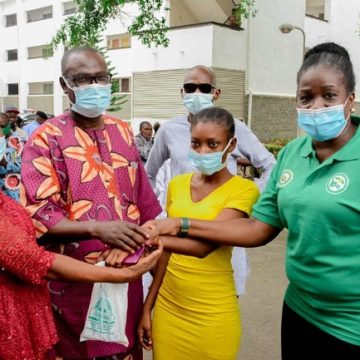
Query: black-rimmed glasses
68 73 112 87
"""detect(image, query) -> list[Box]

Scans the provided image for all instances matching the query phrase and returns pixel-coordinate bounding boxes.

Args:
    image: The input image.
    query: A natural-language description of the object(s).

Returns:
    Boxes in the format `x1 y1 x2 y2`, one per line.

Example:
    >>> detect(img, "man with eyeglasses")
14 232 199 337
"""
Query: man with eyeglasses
20 47 162 359
145 65 276 296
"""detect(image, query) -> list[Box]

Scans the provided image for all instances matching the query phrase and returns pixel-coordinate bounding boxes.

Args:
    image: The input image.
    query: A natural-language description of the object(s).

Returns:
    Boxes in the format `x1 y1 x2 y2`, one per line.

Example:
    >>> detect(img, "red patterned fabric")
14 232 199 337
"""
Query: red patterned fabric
0 191 57 360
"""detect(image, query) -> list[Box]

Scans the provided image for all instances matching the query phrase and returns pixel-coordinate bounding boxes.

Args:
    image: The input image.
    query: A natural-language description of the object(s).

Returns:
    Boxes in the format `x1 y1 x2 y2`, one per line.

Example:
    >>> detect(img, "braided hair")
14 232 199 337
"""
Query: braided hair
297 42 355 93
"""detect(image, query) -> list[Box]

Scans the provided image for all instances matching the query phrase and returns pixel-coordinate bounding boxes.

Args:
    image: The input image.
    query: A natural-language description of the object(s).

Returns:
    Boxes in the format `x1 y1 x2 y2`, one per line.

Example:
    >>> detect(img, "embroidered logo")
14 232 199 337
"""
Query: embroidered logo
326 173 349 194
278 169 294 188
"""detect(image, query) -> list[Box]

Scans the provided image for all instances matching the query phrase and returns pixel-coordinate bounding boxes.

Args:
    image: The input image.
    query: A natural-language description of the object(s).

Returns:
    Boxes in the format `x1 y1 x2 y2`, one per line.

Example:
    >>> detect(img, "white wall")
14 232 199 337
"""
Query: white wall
327 0 360 95
304 15 330 48
249 0 306 96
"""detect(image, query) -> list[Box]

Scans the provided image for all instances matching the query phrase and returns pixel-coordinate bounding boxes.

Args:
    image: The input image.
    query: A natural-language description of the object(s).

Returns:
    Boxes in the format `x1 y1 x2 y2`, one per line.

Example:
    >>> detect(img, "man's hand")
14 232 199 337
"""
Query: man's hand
94 221 151 252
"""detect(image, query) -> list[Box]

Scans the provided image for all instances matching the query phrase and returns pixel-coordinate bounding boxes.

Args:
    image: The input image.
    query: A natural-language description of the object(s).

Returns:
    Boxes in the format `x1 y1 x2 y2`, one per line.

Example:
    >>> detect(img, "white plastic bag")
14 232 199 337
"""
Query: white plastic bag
80 261 129 346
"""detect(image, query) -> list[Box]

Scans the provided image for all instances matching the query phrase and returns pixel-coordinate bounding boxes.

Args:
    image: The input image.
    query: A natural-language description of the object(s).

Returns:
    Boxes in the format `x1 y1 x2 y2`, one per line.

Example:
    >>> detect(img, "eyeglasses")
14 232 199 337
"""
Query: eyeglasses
68 73 112 87
183 83 215 94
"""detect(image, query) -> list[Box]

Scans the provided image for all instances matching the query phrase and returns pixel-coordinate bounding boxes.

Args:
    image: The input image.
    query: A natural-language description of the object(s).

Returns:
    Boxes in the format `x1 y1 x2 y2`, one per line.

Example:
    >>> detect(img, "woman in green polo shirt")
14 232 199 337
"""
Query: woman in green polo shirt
146 42 360 359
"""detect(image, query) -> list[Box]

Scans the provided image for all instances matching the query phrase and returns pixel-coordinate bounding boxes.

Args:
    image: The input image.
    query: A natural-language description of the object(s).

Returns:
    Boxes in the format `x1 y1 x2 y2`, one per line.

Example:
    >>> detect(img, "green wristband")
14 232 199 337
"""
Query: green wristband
178 217 190 238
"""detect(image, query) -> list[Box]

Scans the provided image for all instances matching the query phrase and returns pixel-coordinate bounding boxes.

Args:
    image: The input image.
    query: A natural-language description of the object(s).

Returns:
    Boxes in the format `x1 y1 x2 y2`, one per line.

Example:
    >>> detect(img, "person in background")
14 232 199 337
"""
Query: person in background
153 122 161 136
146 42 360 359
21 47 162 360
135 121 154 163
5 105 27 134
138 107 259 359
145 65 276 296
23 110 48 137
0 112 27 201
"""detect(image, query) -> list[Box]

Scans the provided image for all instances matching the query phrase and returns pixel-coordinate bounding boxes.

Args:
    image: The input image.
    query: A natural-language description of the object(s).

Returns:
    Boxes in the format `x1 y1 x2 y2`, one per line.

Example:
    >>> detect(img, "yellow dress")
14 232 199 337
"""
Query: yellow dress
152 173 260 360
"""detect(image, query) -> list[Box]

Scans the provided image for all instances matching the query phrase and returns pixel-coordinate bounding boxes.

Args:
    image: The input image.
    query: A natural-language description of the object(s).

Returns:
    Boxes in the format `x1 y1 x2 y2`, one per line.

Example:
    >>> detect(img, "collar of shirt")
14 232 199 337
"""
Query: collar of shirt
299 123 360 162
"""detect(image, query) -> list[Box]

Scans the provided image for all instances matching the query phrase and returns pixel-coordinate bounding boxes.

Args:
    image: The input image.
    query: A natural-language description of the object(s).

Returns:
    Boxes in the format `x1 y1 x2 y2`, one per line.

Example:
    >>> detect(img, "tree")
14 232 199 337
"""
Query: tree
229 0 258 28
52 0 169 49
51 0 169 112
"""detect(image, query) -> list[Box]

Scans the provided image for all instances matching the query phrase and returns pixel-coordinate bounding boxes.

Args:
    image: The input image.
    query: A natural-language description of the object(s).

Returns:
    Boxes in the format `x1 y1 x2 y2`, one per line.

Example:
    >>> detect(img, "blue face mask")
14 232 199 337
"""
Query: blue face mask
188 139 233 176
64 78 111 118
297 101 349 141
183 93 213 114
0 136 5 161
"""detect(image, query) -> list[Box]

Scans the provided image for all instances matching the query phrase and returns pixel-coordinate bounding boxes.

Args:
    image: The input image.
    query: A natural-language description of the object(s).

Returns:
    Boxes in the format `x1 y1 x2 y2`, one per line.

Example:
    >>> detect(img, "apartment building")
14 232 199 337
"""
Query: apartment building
0 0 358 140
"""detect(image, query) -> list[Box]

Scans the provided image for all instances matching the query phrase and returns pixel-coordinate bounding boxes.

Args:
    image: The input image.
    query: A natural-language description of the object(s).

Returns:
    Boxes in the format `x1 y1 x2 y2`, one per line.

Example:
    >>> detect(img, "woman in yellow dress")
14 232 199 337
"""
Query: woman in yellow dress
138 107 260 359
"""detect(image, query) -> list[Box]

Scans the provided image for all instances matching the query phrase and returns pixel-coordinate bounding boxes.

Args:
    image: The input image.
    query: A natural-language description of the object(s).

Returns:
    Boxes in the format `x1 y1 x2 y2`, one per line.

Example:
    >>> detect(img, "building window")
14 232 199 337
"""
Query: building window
6 14 17 27
112 78 131 93
8 84 19 95
28 45 54 59
7 49 18 61
27 6 53 22
29 82 54 95
306 0 326 20
63 1 77 15
107 34 131 49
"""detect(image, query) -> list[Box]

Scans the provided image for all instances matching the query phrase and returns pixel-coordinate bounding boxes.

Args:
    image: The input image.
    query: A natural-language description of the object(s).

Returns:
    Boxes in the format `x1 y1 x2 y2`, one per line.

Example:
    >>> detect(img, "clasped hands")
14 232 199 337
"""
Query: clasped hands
87 218 179 268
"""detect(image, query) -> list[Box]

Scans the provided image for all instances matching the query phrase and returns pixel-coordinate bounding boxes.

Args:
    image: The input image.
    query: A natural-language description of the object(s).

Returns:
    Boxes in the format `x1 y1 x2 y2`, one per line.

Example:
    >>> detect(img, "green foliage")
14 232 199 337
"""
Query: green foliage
264 138 291 158
232 0 258 27
51 0 169 49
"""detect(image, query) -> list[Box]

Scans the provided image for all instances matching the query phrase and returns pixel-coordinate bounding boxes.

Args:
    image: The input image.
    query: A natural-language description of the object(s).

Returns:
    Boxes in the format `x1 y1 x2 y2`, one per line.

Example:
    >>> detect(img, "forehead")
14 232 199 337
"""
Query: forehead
64 51 107 76
298 64 346 90
191 121 227 138
184 68 213 84
141 124 152 129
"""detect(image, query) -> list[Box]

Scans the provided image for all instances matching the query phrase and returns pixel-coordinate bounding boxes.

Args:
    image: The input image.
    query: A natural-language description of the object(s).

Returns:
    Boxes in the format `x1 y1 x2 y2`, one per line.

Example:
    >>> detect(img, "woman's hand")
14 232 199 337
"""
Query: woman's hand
125 241 163 281
98 247 129 267
142 218 181 238
138 308 153 350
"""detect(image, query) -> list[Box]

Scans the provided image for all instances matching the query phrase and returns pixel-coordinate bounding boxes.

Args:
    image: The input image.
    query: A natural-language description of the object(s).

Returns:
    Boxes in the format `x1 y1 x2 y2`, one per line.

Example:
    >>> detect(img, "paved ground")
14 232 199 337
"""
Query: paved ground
144 230 288 360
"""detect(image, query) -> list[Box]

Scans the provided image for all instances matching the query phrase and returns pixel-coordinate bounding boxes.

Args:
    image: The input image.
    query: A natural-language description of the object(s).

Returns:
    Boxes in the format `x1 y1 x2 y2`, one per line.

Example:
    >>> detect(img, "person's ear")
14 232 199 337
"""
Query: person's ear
347 92 355 116
228 137 237 153
213 88 221 101
60 77 68 93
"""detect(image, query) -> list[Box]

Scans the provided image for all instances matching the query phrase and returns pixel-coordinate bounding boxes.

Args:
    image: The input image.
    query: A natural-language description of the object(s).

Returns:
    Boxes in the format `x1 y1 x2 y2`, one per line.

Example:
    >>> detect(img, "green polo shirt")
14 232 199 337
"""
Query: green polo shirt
252 124 360 346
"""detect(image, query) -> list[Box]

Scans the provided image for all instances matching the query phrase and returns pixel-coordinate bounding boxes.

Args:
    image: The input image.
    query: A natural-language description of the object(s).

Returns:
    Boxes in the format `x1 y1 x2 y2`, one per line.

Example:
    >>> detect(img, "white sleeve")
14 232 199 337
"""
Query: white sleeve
145 125 170 188
234 119 276 192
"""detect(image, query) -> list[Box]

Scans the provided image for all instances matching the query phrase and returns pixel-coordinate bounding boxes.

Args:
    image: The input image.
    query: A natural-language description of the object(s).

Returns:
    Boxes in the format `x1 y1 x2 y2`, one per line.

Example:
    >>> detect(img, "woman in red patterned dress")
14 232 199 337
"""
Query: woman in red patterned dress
0 158 162 360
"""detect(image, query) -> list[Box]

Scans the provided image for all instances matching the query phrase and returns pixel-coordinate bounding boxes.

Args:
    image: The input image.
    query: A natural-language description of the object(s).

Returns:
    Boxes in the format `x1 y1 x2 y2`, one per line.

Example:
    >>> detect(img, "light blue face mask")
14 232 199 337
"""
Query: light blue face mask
188 139 233 176
63 78 111 118
183 93 214 114
0 136 6 162
297 100 350 142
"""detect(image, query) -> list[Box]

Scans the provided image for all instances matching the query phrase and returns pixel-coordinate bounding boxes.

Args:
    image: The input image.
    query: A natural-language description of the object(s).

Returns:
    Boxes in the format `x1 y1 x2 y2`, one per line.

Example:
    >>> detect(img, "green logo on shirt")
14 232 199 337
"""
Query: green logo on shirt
326 173 349 194
279 169 294 187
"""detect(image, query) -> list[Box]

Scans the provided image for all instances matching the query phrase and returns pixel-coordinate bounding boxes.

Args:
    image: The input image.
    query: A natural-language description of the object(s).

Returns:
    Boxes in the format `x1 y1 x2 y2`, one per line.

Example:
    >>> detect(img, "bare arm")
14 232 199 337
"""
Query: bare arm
149 216 280 248
46 245 162 283
138 251 171 350
155 208 249 257
40 218 150 252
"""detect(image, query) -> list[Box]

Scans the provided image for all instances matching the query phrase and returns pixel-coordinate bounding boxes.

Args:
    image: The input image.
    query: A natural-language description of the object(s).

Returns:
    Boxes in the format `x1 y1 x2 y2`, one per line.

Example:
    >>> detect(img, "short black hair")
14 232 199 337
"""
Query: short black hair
297 42 355 93
191 107 235 140
36 111 48 120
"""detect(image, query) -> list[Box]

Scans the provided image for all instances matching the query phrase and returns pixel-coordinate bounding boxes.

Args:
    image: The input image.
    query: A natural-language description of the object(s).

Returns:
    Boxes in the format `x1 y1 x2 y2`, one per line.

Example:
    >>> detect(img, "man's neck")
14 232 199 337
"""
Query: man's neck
70 110 103 129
